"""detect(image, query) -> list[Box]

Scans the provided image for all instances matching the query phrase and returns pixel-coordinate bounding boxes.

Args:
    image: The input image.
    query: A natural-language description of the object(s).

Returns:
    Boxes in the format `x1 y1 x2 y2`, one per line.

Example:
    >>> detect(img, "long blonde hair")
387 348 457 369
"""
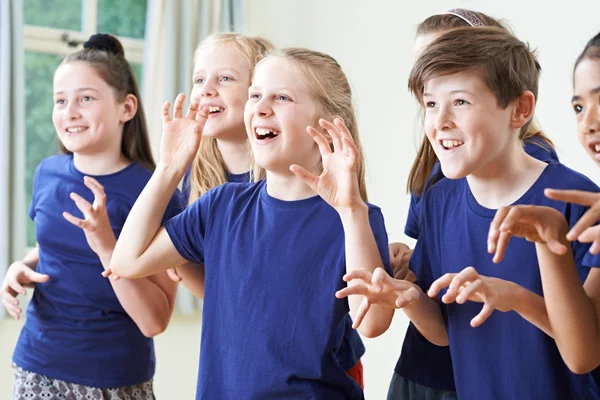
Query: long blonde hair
187 33 274 205
252 48 368 201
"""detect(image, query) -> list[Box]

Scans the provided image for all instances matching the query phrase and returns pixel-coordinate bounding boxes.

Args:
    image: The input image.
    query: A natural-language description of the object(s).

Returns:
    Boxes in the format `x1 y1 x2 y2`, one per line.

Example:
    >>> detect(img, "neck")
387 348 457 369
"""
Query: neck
73 150 130 176
265 170 317 201
466 141 547 209
217 138 251 175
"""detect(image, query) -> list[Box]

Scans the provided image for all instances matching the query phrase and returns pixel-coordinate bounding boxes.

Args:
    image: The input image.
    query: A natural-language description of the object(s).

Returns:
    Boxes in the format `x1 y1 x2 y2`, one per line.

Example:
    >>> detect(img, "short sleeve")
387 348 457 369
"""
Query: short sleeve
404 193 421 239
162 189 183 224
164 190 212 265
368 207 392 275
28 161 44 220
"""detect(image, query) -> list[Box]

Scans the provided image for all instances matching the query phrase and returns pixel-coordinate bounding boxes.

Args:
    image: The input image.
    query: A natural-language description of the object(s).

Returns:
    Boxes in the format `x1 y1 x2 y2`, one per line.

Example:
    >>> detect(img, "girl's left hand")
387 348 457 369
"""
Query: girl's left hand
63 177 117 260
290 118 363 212
428 267 518 328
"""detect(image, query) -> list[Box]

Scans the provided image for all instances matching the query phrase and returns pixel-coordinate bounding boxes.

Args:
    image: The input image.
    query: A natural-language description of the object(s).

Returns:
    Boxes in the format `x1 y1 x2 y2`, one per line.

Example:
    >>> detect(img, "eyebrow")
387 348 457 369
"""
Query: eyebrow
54 88 100 95
422 90 476 98
572 86 600 102
193 68 240 76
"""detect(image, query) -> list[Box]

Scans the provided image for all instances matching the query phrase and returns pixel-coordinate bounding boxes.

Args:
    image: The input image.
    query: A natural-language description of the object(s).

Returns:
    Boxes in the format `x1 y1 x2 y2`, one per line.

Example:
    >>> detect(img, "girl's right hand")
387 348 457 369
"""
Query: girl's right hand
159 94 209 175
1 262 49 319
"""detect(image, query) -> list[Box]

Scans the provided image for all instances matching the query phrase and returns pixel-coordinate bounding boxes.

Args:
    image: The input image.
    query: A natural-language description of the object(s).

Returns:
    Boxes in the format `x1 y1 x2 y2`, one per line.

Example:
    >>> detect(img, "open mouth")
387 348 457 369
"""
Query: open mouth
66 126 88 134
590 143 600 154
254 127 281 141
441 139 464 150
208 106 224 115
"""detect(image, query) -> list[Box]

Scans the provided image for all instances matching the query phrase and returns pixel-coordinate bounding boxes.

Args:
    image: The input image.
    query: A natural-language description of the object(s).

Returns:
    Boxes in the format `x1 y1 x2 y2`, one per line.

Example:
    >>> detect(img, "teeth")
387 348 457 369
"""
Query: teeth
255 127 279 136
209 106 223 113
67 127 86 133
595 144 600 152
442 139 463 149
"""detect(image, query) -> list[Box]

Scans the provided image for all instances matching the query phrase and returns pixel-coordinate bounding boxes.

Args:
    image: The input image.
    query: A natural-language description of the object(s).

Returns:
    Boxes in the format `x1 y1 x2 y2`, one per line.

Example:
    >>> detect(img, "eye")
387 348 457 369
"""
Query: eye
82 96 92 102
249 93 260 100
194 78 203 85
55 99 65 105
573 104 583 114
277 95 290 101
220 76 233 82
454 99 469 106
425 101 436 108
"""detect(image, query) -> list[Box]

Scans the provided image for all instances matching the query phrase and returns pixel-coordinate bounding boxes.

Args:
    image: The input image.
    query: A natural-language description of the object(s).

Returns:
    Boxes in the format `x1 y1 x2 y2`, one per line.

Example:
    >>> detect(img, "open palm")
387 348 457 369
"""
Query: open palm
290 118 363 211
160 93 208 173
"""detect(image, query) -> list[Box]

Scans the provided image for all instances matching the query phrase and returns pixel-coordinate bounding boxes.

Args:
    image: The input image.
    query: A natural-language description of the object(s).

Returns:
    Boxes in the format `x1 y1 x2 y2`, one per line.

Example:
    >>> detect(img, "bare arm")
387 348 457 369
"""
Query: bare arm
170 262 206 299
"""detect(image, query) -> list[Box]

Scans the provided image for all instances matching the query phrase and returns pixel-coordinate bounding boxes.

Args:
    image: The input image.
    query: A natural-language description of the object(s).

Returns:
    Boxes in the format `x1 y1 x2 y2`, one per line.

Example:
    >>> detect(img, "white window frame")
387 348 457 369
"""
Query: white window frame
15 0 145 257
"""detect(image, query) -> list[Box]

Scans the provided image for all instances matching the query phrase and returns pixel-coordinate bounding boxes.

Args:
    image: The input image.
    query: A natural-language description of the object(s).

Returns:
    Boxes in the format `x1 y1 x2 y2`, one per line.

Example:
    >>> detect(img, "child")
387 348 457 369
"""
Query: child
389 9 558 400
108 48 394 399
0 34 181 399
338 27 600 399
488 32 600 374
169 33 369 388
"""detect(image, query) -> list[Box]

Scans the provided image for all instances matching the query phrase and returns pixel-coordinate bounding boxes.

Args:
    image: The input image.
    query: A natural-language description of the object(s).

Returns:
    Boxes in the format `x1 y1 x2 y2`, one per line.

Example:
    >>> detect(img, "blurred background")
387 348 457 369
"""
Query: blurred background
2 0 600 398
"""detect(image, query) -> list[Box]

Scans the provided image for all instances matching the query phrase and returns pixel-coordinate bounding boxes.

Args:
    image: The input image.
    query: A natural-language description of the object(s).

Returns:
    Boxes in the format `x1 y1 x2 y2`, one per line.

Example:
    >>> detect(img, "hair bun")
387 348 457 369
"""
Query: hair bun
83 33 125 57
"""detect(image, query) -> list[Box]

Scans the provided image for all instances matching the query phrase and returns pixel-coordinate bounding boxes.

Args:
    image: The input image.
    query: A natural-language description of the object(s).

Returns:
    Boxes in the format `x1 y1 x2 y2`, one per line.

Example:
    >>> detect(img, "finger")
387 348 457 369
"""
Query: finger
591 239 600 255
23 269 50 283
173 93 186 119
335 283 372 299
568 205 600 241
544 188 599 207
306 126 333 156
351 297 372 329
471 302 495 327
342 269 373 283
83 177 106 209
455 278 483 304
70 192 93 218
1 289 19 305
488 206 511 254
63 212 87 229
342 137 358 166
289 164 319 192
545 238 568 255
371 267 388 292
395 287 421 308
2 299 21 319
319 119 343 152
8 280 26 296
333 117 354 145
428 273 456 298
162 101 171 124
493 231 513 264
578 225 600 244
186 98 200 120
167 268 182 282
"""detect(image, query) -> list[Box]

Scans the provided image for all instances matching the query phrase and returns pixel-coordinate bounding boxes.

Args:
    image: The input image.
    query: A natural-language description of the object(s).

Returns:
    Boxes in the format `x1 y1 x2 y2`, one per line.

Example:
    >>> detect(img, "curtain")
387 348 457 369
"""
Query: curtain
142 0 244 314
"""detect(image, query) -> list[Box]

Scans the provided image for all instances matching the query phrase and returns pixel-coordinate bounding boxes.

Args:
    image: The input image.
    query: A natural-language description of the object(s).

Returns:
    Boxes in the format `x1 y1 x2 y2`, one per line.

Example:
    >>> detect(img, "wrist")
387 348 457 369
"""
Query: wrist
338 202 368 224
156 161 187 183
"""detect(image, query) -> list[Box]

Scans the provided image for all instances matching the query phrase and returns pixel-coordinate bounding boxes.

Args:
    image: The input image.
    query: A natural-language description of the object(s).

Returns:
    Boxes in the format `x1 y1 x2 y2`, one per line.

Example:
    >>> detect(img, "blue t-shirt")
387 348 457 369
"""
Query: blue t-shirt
396 138 558 391
164 180 391 400
13 155 182 388
410 162 600 400
182 168 366 372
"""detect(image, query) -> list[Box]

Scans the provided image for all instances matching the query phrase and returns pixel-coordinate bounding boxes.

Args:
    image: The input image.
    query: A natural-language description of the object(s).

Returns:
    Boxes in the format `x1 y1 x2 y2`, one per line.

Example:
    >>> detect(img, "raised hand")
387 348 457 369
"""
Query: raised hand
1 262 49 319
488 205 569 263
335 267 422 328
428 267 518 328
290 118 363 212
160 93 209 174
63 177 117 261
545 188 600 254
389 242 416 281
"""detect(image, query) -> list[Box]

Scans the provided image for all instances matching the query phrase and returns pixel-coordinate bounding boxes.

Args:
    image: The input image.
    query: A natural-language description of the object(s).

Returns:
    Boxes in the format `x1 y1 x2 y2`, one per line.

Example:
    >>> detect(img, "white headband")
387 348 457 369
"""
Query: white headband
440 8 485 27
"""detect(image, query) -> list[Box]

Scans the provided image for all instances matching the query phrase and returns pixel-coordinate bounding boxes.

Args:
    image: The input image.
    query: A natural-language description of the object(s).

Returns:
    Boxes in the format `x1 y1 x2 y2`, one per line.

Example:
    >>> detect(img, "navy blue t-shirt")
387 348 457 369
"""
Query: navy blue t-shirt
410 162 600 399
182 168 366 372
396 139 558 391
164 180 391 399
13 155 182 388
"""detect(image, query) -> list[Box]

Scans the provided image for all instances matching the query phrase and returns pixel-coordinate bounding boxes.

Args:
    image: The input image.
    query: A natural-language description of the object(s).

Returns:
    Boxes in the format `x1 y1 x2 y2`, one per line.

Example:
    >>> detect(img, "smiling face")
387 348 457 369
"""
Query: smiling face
244 56 322 175
573 57 600 165
190 43 252 142
52 61 128 156
423 70 517 179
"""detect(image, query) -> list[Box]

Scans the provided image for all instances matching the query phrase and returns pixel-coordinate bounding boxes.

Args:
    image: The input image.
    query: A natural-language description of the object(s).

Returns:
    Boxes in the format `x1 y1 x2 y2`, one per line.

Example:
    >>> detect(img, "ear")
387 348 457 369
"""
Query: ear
510 90 535 129
120 94 138 124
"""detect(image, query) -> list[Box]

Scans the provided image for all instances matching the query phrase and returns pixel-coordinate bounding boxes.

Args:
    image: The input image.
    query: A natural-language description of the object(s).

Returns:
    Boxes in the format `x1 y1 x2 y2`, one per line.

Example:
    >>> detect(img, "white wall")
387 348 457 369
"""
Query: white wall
246 1 600 398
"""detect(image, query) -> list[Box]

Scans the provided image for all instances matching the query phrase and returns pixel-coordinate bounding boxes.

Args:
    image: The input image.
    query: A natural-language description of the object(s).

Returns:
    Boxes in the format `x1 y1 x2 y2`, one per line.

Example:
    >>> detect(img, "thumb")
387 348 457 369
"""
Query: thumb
23 269 50 283
289 165 319 191
167 268 182 282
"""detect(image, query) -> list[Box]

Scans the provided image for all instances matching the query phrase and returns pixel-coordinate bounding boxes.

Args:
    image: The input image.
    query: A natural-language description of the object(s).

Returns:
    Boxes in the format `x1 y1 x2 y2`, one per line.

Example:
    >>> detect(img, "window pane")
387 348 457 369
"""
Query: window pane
23 0 83 31
130 62 143 89
25 52 63 247
97 0 147 39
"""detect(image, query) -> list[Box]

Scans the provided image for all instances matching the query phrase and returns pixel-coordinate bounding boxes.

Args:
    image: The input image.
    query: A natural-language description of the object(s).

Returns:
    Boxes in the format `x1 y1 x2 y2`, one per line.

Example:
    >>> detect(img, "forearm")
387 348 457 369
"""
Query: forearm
110 164 182 277
403 291 448 346
536 242 600 373
340 204 394 338
22 246 40 270
510 284 552 337
175 262 206 299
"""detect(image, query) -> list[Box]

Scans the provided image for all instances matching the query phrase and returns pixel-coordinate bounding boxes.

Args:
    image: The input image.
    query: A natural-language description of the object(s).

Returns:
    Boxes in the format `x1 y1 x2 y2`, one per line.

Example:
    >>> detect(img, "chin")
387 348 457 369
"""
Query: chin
439 164 469 180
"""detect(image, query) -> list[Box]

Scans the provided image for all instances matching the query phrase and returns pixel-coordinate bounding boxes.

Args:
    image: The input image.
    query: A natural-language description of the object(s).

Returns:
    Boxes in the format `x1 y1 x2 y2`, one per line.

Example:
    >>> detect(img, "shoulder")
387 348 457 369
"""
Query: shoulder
542 162 599 192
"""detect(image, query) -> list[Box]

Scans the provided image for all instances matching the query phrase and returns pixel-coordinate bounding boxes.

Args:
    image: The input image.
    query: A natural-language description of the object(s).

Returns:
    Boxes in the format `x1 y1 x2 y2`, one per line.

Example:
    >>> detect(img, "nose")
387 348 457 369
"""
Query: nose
200 78 218 98
433 105 455 131
63 100 81 121
581 106 600 135
254 97 273 117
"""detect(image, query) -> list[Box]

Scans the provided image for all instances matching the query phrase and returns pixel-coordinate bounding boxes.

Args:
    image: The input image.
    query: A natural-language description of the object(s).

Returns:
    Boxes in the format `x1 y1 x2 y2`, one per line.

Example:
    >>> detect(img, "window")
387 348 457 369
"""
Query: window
21 0 147 249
